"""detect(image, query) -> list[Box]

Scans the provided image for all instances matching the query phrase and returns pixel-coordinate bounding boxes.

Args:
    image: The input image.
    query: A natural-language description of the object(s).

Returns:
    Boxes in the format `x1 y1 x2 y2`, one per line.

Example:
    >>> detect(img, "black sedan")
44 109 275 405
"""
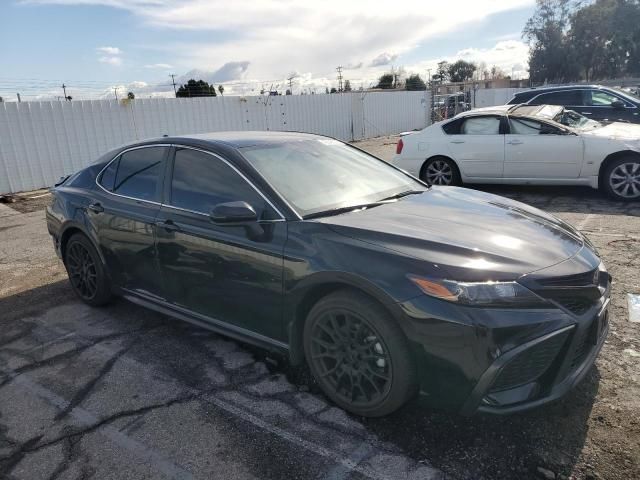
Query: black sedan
47 132 610 417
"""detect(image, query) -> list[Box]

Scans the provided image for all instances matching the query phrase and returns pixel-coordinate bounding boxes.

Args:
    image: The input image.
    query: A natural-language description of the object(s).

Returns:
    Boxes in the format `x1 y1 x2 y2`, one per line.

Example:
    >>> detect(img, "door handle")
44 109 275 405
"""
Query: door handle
87 202 104 213
450 140 465 144
155 220 180 232
507 140 523 145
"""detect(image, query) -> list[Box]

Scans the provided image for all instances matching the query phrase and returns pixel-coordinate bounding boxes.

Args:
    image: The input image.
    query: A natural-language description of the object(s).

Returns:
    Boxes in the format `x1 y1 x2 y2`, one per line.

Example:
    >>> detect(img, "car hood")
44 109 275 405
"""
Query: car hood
316 187 585 281
580 122 640 142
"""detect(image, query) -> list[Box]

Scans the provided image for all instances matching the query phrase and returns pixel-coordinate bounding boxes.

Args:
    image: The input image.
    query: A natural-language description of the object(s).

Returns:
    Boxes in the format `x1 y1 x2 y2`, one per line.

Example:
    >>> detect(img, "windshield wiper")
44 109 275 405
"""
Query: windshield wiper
379 189 425 201
303 202 389 220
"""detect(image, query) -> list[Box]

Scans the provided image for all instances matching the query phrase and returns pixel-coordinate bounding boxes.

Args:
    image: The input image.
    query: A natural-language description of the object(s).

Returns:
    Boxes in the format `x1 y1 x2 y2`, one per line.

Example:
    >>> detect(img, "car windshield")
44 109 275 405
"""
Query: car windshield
553 109 602 130
241 138 426 218
610 86 640 102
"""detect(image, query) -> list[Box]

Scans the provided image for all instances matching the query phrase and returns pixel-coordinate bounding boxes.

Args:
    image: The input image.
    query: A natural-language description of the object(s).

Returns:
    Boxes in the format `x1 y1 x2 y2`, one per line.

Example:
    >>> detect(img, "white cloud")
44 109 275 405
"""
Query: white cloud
98 56 123 66
144 63 173 69
31 0 533 80
370 52 398 67
96 46 122 55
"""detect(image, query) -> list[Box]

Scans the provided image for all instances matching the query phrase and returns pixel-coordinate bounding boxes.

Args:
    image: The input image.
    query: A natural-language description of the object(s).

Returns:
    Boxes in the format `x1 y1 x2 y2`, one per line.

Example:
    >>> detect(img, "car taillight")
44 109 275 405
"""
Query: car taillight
396 138 404 154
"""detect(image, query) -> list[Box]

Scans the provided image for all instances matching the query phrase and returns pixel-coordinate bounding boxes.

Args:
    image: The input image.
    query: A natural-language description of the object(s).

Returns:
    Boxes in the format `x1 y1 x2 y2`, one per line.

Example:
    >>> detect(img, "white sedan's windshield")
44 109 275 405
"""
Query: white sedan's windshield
241 139 426 217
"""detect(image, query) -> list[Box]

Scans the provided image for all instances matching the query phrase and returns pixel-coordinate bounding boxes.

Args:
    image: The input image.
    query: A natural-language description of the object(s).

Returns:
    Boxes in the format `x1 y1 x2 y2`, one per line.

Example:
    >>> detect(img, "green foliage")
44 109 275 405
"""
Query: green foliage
127 91 135 100
344 80 352 92
176 79 217 97
218 85 224 95
330 87 338 93
376 73 394 89
405 74 427 91
524 0 640 82
447 60 477 82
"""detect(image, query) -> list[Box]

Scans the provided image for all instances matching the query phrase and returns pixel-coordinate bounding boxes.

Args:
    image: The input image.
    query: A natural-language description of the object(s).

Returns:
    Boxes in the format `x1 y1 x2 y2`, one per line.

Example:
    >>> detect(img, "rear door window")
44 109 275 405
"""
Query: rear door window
106 147 166 201
531 90 584 106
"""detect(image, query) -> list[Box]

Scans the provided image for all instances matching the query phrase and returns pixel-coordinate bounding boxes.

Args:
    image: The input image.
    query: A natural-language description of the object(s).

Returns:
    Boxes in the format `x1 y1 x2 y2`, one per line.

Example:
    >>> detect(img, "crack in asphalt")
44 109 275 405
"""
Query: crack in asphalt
54 336 140 421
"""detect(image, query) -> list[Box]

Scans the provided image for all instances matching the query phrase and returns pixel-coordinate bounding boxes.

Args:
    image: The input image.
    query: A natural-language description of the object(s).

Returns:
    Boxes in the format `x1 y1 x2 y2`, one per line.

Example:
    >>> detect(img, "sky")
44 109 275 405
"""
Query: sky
0 0 536 101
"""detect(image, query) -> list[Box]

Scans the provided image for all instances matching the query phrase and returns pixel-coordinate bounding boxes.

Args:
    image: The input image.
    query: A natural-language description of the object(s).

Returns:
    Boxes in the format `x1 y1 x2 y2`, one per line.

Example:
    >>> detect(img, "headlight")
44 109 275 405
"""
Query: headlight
408 275 548 308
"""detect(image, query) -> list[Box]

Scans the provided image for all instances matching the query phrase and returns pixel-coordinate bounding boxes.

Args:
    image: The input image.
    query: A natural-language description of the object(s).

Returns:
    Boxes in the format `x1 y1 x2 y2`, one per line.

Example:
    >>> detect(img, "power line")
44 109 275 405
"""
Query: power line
336 66 343 92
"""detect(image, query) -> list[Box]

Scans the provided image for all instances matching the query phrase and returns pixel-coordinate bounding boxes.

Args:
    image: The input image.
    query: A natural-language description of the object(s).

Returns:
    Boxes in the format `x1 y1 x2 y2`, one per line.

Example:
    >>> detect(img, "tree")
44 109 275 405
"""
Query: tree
405 74 427 91
569 0 640 80
490 65 506 79
376 73 394 89
432 61 450 83
127 91 135 100
218 85 224 96
285 89 292 95
344 80 352 92
330 87 338 93
176 79 217 97
447 60 477 82
325 87 330 94
523 0 579 83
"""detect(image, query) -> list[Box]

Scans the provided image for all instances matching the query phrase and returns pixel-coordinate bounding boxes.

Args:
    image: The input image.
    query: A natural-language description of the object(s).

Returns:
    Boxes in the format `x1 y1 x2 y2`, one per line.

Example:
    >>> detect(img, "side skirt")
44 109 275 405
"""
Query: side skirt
121 289 290 355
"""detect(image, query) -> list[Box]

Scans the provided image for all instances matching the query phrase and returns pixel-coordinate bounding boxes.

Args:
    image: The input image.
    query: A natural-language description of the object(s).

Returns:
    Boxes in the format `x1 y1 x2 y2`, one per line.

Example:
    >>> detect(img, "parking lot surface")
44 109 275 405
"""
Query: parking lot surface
1 136 639 480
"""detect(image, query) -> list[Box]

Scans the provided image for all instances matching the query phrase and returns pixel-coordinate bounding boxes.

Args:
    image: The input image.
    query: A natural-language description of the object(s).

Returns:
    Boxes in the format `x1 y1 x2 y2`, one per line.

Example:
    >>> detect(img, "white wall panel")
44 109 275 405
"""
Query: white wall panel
0 92 432 194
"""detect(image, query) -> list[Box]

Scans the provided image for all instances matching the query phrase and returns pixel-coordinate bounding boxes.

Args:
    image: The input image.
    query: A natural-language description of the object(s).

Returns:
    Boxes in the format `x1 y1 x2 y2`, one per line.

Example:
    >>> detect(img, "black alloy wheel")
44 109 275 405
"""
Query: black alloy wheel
304 290 416 417
64 234 112 306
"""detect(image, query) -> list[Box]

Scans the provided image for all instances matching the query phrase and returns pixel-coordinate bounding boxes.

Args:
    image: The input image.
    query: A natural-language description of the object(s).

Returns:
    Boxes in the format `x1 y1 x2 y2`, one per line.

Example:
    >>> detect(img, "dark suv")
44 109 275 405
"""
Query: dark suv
508 85 640 123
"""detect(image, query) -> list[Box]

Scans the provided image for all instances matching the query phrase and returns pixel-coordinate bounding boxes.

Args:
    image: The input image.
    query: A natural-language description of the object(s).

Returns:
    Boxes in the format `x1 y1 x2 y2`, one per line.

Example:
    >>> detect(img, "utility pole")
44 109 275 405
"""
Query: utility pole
286 75 296 95
336 66 343 92
61 84 68 100
17 93 21 103
169 74 177 97
113 87 118 101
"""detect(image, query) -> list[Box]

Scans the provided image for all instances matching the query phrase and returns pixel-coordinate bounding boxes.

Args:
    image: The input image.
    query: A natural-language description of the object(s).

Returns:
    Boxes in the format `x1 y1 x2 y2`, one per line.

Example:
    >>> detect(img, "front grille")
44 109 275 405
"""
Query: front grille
550 296 593 315
490 330 570 392
526 267 609 316
570 321 594 369
537 270 597 288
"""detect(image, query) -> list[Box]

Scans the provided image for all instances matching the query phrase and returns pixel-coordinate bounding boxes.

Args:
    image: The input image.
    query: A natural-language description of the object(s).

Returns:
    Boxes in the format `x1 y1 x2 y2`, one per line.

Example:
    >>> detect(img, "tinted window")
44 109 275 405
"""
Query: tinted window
588 90 630 107
460 116 500 135
111 147 165 201
442 118 463 134
532 90 583 106
170 148 269 217
98 159 118 191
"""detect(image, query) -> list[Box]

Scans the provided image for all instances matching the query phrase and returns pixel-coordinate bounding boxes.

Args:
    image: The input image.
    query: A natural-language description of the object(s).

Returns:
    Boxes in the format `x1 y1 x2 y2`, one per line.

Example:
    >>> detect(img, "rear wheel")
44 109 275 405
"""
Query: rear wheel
603 157 640 201
64 233 112 306
421 157 461 186
303 290 416 417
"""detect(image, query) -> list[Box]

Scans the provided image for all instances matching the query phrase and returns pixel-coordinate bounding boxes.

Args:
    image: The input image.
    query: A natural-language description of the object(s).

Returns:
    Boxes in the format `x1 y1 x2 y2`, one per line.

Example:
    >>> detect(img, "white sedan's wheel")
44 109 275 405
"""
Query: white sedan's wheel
422 157 461 186
605 158 640 201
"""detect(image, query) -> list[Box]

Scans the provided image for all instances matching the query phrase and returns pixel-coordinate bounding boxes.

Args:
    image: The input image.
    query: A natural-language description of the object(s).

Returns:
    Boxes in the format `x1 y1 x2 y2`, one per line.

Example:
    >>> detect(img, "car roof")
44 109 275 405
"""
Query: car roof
456 105 514 116
164 130 323 148
512 84 607 97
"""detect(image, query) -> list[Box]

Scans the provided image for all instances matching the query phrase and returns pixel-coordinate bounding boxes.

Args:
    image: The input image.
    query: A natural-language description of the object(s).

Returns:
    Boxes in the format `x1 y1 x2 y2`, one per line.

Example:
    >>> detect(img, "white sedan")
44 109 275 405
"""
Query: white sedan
393 104 640 201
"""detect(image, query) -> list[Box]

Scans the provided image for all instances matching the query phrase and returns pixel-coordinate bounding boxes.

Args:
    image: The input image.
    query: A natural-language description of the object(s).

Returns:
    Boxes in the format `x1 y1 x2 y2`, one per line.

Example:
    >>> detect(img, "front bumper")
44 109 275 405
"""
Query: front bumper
463 298 609 415
397 264 610 415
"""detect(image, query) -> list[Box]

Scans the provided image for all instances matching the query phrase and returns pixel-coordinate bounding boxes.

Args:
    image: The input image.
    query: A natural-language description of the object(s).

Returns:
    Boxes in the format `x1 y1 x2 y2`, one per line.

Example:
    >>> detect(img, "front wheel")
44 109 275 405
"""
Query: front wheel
421 157 461 186
603 157 640 201
303 290 416 417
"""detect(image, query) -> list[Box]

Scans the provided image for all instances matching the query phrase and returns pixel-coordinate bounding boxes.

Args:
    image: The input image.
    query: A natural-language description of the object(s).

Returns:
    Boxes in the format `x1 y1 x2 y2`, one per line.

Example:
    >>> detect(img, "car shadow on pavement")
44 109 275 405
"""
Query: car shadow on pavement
362 366 601 480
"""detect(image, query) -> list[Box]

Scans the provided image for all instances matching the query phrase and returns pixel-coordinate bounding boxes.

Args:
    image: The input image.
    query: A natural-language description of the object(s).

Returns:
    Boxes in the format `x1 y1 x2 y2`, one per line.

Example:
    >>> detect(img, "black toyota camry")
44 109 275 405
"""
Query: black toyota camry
46 131 610 417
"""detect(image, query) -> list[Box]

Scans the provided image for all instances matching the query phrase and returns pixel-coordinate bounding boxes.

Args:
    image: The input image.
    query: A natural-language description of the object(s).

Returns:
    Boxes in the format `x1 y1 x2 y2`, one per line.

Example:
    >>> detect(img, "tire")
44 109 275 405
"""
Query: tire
303 290 416 417
63 233 112 306
421 156 461 186
602 157 640 201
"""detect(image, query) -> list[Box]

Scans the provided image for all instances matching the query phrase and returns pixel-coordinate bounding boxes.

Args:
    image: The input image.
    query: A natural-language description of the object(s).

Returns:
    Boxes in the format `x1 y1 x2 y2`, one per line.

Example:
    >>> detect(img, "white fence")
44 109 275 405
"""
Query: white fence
474 87 527 108
0 91 430 194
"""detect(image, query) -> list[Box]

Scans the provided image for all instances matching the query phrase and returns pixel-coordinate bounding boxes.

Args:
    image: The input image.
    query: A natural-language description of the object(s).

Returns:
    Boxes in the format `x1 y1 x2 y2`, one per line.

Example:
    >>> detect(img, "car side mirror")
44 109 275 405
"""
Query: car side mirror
611 100 625 110
210 201 257 224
